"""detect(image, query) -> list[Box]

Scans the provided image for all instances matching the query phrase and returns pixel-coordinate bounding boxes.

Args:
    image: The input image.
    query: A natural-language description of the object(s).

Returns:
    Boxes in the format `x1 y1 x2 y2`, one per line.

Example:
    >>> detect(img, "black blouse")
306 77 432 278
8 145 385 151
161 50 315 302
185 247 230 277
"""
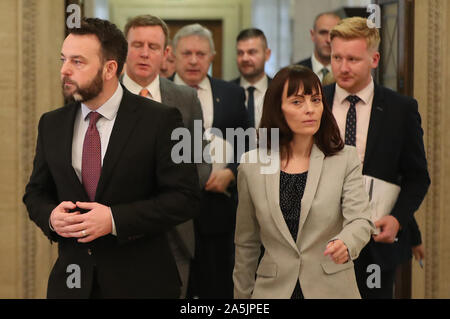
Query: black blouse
279 170 308 299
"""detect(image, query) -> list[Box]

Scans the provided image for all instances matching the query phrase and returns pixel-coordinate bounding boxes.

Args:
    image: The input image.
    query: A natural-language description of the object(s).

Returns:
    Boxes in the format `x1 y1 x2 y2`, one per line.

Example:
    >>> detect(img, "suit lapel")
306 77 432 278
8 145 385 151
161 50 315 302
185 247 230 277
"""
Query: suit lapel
364 84 385 166
296 144 324 242
160 77 174 106
265 160 299 252
324 84 336 110
95 89 140 200
58 102 89 200
209 76 220 127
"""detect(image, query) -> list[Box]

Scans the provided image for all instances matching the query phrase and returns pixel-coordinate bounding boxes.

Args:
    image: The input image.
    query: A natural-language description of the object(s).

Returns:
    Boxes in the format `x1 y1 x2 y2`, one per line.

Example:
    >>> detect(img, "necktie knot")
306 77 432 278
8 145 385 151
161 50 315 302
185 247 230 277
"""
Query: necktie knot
190 84 200 90
247 86 256 93
88 112 102 128
321 68 330 77
346 95 361 106
139 88 152 98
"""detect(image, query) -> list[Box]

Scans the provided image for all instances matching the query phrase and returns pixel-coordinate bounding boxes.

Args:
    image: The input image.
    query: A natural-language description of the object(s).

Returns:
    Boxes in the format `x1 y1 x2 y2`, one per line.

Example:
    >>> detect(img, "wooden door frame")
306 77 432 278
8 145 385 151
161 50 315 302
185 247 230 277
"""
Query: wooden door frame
375 0 415 299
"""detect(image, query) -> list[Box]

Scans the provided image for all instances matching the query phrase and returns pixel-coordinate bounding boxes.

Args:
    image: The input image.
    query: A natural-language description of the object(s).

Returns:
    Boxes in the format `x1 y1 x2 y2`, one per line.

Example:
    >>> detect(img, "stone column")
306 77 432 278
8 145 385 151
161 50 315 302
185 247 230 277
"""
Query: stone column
412 0 450 299
0 0 64 298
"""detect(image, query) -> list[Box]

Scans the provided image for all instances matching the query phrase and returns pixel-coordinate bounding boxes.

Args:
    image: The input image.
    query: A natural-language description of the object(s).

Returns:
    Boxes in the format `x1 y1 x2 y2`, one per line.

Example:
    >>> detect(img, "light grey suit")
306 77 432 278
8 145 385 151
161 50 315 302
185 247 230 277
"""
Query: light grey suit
233 145 375 299
122 75 210 298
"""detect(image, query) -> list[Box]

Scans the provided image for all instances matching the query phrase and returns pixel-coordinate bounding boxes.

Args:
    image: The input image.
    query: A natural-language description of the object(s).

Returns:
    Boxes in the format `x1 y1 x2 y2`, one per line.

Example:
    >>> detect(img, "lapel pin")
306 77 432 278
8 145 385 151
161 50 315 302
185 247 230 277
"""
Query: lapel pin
216 98 220 103
376 106 383 111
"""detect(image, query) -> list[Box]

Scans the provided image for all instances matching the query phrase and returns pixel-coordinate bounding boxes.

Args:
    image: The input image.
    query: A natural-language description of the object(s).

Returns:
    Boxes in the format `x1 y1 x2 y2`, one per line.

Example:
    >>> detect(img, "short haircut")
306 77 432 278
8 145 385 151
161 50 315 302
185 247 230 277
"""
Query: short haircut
330 16 380 51
313 12 341 30
259 65 344 158
236 28 268 48
124 14 170 48
172 23 216 55
68 18 128 77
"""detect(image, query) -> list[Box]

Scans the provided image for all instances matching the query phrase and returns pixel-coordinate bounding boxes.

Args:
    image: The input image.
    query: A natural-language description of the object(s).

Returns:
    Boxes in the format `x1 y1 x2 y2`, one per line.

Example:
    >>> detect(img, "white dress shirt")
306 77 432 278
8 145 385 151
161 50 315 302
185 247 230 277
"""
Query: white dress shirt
332 78 374 164
239 75 268 128
71 83 123 235
311 53 332 82
174 74 214 130
122 72 162 103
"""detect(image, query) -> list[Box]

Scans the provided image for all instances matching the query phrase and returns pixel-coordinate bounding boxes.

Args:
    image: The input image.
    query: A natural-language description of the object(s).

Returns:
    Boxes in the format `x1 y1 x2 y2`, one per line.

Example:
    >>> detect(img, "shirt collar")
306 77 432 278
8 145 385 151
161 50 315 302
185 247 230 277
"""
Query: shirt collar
335 77 374 105
311 53 331 74
174 73 188 87
123 72 160 97
240 75 268 92
81 83 123 121
174 73 209 91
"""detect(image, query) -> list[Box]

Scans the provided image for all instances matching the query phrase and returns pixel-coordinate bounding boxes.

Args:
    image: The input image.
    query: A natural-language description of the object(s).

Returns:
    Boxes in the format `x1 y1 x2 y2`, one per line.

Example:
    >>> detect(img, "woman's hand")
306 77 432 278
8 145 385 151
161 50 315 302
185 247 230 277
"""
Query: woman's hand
324 240 349 264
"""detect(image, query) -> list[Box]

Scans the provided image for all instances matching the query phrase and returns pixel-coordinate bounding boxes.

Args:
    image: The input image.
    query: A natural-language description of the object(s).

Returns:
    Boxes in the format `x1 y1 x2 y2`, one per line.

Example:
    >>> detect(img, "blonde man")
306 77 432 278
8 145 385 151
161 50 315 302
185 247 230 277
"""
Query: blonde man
323 17 430 298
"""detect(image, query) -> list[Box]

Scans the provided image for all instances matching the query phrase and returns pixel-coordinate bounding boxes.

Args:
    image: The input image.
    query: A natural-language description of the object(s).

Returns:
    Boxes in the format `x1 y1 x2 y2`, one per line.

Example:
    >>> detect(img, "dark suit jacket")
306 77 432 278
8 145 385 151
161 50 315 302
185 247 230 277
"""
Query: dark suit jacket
159 77 209 262
197 76 249 235
23 86 201 298
230 74 272 86
296 57 313 70
323 83 430 269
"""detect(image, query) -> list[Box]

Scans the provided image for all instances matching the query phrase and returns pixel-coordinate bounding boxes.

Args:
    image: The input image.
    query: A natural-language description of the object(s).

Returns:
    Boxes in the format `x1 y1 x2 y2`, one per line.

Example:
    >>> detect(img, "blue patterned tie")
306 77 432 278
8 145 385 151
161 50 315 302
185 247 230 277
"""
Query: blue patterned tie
345 95 360 146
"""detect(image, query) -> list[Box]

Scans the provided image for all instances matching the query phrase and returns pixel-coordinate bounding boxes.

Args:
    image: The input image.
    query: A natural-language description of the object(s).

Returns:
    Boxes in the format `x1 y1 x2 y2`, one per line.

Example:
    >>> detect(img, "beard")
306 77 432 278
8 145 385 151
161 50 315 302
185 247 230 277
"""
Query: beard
62 68 104 104
239 63 265 81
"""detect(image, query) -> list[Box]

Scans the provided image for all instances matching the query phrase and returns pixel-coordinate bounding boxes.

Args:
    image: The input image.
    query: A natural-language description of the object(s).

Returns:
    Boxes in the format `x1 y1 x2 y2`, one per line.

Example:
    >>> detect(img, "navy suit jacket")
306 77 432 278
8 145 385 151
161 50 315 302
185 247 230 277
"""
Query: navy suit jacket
230 74 272 86
296 57 313 70
197 76 249 235
323 83 430 269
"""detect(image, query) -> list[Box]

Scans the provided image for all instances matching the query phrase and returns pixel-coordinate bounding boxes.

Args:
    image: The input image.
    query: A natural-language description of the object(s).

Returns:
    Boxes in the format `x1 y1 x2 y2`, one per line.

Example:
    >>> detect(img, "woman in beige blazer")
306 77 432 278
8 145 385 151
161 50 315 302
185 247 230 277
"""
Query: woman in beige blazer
233 65 375 299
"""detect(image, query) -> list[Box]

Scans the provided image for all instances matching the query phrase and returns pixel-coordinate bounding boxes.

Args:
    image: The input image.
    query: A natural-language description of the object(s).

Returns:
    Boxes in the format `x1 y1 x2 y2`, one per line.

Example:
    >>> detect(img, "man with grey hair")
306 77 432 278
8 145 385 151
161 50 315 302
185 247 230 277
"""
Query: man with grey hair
296 12 341 83
172 23 249 298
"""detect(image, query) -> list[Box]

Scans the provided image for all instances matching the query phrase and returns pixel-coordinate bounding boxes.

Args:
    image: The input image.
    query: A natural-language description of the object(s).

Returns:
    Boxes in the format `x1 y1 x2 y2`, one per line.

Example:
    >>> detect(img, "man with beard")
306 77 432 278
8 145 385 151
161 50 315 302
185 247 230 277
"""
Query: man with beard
22 18 200 298
231 28 271 129
296 12 340 83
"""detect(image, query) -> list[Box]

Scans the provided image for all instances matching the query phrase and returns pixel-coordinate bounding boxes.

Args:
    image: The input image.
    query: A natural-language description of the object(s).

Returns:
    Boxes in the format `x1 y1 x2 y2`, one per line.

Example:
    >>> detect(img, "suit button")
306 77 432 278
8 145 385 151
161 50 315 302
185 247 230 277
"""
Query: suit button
88 249 92 255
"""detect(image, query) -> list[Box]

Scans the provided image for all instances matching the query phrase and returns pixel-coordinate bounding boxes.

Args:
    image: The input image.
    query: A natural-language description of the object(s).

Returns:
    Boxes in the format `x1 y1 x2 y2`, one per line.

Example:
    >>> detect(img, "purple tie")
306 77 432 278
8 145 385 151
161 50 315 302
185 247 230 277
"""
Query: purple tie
82 111 102 201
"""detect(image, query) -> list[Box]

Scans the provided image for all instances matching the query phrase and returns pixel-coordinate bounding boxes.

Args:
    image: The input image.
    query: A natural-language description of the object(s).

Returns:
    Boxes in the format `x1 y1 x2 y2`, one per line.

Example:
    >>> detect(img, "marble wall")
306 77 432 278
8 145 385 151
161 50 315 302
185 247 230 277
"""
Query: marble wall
0 0 64 298
412 0 450 299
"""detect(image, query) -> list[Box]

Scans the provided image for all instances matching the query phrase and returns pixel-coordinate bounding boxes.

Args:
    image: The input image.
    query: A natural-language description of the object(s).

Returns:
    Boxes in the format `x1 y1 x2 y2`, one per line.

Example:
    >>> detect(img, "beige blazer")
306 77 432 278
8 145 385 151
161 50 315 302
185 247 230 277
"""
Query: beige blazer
233 144 375 299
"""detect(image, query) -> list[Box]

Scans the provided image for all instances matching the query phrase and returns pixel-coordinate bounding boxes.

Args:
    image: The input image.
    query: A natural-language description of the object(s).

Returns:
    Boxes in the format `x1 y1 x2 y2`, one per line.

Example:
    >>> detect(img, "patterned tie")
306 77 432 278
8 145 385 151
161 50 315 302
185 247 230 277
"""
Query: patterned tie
321 68 329 81
247 86 256 128
139 88 152 99
82 112 102 201
345 95 360 146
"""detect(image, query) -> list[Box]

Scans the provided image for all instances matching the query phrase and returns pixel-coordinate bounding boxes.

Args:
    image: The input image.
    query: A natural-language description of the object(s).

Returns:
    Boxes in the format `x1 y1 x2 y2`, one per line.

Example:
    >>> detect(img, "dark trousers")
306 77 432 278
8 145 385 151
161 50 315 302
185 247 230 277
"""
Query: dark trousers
354 246 396 299
89 267 102 299
191 231 234 299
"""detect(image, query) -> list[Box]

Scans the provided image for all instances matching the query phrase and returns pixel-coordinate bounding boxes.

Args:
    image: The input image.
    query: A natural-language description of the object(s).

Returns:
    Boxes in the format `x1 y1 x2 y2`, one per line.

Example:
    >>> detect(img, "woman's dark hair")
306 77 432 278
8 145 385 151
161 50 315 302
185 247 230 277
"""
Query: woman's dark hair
259 65 344 159
69 18 128 77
